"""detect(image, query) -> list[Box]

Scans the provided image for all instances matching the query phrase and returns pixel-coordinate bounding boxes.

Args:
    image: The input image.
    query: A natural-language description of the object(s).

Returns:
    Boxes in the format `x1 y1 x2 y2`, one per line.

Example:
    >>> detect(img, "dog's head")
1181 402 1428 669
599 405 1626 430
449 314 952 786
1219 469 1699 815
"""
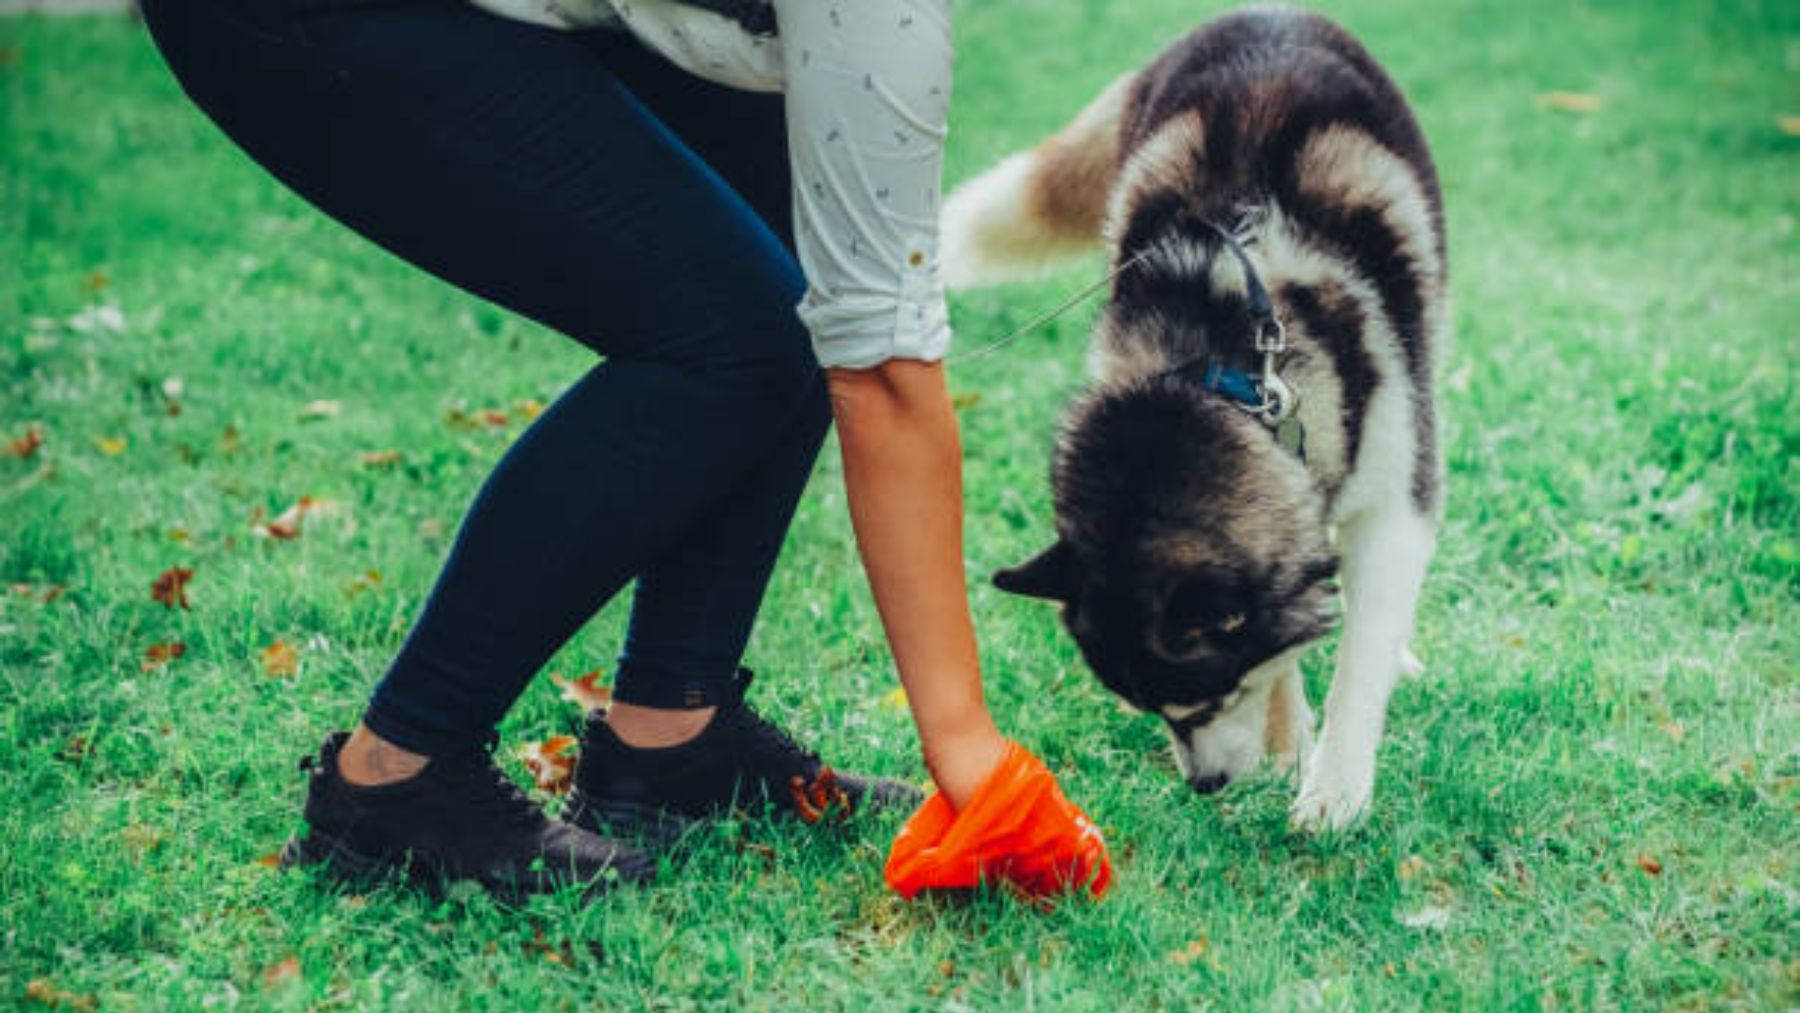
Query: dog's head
995 379 1338 790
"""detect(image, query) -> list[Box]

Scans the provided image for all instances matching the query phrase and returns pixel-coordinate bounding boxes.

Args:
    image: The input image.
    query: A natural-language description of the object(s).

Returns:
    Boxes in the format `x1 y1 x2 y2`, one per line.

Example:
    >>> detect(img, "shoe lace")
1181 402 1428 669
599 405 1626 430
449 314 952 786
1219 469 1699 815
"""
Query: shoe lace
445 732 546 828
730 701 819 768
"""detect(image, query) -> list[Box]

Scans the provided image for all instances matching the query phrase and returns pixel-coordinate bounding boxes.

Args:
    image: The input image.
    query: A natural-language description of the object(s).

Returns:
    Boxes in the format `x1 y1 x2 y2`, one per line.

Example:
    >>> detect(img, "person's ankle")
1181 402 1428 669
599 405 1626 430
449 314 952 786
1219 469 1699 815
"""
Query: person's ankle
604 702 717 749
337 723 429 787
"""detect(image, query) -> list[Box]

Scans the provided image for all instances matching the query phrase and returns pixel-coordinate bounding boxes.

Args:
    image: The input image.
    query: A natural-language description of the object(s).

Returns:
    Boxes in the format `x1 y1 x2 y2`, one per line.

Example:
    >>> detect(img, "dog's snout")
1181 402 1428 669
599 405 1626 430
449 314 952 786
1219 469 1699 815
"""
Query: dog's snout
1187 772 1231 794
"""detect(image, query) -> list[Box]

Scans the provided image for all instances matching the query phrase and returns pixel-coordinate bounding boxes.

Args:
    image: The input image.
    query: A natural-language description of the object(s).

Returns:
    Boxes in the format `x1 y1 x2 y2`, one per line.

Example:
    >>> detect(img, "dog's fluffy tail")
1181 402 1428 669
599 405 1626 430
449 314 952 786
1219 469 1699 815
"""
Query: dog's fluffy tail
940 74 1133 289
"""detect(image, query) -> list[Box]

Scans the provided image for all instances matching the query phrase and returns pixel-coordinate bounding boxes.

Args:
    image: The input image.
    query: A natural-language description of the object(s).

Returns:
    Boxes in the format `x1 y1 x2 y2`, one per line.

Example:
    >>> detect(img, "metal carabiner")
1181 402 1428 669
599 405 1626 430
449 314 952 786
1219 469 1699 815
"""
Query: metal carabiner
1258 356 1295 422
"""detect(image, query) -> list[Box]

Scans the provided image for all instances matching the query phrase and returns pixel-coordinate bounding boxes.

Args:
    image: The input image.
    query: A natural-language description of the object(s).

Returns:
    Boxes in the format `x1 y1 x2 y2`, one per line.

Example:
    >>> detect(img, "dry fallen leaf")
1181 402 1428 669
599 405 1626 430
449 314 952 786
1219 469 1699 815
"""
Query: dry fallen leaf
518 735 578 794
1778 114 1800 137
877 686 910 710
7 425 44 458
344 569 383 596
1636 853 1663 876
513 398 545 421
142 641 187 671
256 497 340 540
298 399 342 421
121 822 162 855
10 582 67 604
1398 854 1425 880
1536 91 1603 113
260 640 300 678
95 435 126 456
24 979 95 1011
262 956 301 990
255 497 316 540
1167 936 1209 965
552 669 613 713
255 851 283 869
357 449 404 468
445 406 513 430
151 566 194 610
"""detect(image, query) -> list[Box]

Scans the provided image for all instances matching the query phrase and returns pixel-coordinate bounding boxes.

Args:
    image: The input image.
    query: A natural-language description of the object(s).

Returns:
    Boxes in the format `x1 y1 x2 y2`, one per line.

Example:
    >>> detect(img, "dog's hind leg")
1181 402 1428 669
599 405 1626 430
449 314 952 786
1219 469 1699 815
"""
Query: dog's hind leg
1292 507 1436 831
1264 664 1314 781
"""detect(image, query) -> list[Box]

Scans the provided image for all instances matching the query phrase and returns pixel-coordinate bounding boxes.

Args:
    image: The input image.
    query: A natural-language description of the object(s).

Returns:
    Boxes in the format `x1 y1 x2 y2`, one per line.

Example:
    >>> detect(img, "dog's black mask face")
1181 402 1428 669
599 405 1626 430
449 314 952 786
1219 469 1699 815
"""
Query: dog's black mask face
994 383 1339 718
995 537 1338 714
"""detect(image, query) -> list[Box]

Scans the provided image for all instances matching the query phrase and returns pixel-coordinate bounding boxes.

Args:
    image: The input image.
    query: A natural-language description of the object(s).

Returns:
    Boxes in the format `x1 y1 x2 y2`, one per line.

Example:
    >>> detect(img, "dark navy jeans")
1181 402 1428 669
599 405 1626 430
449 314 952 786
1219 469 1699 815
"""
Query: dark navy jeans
140 0 831 754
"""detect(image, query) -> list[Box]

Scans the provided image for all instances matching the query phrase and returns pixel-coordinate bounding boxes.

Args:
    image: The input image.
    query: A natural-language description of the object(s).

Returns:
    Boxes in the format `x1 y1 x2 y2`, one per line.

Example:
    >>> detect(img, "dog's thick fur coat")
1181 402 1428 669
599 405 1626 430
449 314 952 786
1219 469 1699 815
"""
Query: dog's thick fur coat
948 7 1445 829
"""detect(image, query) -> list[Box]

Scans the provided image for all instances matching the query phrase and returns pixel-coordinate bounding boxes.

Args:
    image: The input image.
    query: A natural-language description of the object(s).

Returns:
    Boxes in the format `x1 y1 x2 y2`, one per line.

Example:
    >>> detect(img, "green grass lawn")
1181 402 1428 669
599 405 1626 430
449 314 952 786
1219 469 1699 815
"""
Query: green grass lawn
3 0 1797 1009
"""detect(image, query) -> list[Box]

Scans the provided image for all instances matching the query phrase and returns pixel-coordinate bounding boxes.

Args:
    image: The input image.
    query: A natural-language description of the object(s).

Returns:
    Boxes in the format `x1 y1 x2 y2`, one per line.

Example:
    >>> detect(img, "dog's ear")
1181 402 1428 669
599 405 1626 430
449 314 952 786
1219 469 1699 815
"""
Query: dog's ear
993 540 1078 602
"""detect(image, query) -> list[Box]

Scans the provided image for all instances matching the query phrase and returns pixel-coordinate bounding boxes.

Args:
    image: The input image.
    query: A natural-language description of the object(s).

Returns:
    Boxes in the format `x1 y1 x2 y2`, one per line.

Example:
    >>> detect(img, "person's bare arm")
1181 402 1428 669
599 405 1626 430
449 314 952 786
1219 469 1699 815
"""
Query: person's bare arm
828 360 1007 809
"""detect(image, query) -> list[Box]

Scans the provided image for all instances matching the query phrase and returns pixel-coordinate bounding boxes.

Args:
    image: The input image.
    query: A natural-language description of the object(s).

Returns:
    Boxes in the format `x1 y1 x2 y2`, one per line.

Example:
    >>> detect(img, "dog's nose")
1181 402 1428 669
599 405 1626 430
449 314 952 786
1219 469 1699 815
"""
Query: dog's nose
1187 772 1230 795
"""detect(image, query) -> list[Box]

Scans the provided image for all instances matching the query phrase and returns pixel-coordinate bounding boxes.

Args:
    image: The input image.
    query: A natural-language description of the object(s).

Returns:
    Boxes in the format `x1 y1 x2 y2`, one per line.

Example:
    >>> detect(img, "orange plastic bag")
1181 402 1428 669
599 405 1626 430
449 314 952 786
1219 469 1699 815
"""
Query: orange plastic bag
884 740 1112 901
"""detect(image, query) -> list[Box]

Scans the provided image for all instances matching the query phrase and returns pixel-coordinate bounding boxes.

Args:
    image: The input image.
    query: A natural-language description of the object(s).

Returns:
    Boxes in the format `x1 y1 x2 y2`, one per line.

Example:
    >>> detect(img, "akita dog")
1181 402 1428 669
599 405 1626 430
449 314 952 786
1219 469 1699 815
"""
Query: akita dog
945 7 1445 830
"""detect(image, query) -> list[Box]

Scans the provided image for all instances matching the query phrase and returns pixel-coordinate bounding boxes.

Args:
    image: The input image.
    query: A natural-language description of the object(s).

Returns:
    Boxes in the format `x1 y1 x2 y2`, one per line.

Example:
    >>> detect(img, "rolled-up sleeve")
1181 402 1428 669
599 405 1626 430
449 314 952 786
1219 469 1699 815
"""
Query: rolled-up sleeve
773 0 954 369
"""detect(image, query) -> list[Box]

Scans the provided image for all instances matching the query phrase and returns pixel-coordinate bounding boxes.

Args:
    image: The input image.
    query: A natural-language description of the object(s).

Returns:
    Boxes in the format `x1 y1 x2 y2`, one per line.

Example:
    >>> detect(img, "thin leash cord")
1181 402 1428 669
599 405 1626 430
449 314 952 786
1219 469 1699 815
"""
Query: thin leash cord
946 249 1152 365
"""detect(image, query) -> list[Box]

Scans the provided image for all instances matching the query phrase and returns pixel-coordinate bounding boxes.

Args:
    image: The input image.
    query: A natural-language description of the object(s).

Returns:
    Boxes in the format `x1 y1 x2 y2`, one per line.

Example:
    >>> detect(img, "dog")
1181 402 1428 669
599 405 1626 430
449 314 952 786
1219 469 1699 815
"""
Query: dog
942 7 1445 830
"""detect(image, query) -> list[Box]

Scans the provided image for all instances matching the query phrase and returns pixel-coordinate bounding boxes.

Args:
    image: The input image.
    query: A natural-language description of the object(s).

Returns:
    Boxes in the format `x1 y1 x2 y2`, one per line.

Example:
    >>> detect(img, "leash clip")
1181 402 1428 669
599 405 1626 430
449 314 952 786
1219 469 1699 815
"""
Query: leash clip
1256 365 1295 423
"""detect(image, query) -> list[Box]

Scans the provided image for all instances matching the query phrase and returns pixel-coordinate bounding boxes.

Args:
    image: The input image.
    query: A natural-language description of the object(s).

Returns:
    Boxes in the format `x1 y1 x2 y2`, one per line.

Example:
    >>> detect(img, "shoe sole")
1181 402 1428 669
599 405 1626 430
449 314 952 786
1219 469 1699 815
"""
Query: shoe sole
278 829 646 904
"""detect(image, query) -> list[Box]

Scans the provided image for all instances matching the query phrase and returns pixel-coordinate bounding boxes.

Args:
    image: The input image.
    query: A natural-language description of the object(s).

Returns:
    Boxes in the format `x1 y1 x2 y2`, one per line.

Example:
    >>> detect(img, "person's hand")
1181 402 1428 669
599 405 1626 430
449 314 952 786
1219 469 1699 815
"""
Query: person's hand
885 740 1112 902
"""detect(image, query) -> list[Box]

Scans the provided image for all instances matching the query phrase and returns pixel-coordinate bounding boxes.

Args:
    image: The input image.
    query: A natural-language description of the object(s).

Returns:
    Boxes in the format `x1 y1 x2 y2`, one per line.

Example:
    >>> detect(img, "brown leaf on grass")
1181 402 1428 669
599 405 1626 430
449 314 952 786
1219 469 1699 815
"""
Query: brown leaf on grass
142 641 187 671
220 425 243 456
357 449 404 468
445 406 512 430
1778 114 1800 137
950 391 983 411
1167 936 1209 965
7 425 44 458
788 767 851 825
255 851 283 869
10 582 68 604
85 271 108 292
551 669 612 713
254 497 340 540
344 569 383 596
517 735 578 794
260 640 300 678
95 436 126 456
121 823 163 856
1398 855 1425 880
1536 91 1603 113
523 923 579 967
151 566 194 610
255 497 315 540
24 979 94 1011
513 398 545 421
262 956 301 990
1636 853 1663 876
298 399 341 421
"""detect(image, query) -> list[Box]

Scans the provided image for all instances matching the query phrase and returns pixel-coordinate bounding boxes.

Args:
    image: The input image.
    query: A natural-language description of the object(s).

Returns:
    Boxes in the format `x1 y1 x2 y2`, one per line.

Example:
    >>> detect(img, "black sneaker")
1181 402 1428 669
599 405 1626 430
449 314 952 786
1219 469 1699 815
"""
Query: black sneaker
279 731 654 900
564 668 924 846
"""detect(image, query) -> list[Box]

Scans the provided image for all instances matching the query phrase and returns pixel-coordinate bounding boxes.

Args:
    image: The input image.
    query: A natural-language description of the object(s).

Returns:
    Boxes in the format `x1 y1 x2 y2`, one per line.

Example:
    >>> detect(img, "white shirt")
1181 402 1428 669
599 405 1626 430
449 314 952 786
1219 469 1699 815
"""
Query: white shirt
466 0 954 369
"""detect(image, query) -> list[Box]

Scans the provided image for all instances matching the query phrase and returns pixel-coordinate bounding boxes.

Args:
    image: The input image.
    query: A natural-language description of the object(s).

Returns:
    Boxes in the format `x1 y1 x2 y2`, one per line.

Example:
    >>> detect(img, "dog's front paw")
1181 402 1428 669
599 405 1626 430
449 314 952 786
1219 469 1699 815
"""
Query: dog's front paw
1289 756 1373 832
